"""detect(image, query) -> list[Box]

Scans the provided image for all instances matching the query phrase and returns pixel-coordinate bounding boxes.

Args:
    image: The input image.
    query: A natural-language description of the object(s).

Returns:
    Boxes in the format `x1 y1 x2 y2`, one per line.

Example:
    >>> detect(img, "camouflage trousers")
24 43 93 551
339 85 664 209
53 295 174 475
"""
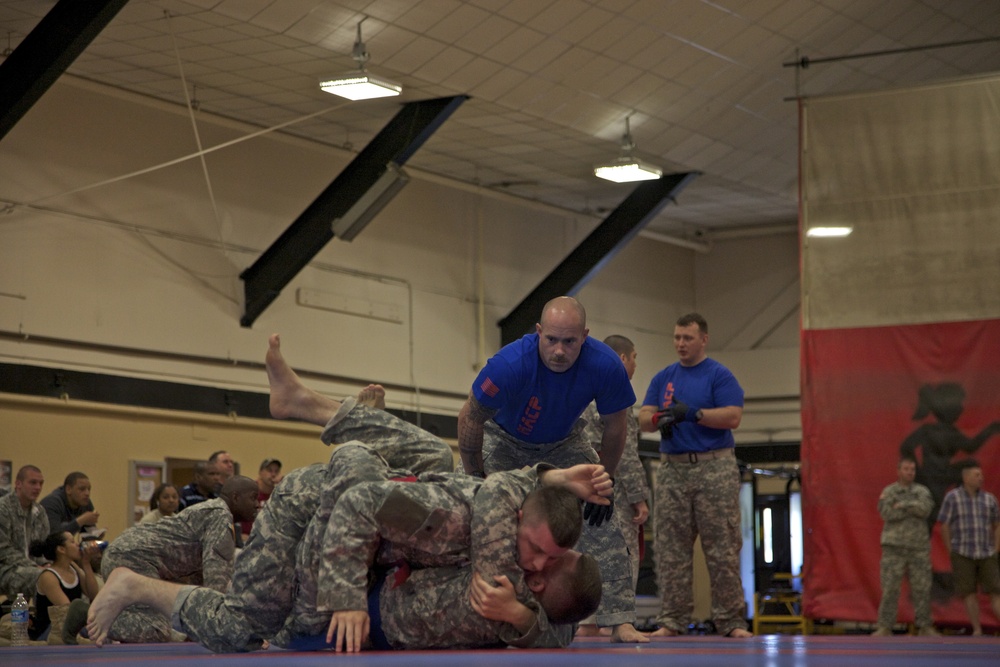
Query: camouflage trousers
653 455 746 635
877 544 932 629
621 494 643 594
176 399 453 653
102 548 194 642
482 420 635 627
0 566 42 603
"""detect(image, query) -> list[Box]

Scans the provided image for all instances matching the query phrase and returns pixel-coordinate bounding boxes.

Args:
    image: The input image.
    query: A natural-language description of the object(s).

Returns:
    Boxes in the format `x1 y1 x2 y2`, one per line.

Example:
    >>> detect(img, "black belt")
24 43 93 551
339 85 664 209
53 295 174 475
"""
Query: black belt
661 448 734 464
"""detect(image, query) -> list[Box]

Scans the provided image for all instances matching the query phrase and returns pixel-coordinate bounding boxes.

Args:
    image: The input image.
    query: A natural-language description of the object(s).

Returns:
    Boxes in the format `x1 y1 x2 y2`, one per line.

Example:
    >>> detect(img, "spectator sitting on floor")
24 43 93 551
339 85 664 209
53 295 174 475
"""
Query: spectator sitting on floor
28 532 100 644
40 472 99 537
209 451 235 485
0 465 49 600
141 484 181 525
179 462 219 510
239 459 282 540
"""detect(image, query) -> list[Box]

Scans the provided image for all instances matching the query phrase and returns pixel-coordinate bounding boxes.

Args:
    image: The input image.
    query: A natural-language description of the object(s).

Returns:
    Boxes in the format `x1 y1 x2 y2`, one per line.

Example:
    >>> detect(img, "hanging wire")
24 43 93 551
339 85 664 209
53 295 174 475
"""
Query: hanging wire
165 10 223 242
27 102 349 206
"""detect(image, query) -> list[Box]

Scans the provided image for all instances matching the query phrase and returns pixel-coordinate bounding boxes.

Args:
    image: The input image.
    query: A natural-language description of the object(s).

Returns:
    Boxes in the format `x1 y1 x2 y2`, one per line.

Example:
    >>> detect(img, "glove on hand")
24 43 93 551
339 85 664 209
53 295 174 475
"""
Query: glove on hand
582 478 615 527
654 402 699 439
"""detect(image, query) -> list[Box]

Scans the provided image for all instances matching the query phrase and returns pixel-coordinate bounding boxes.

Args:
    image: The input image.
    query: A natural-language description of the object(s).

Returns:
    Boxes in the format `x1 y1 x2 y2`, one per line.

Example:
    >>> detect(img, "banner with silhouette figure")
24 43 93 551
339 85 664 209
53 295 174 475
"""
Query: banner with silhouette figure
801 320 1000 625
799 76 1000 628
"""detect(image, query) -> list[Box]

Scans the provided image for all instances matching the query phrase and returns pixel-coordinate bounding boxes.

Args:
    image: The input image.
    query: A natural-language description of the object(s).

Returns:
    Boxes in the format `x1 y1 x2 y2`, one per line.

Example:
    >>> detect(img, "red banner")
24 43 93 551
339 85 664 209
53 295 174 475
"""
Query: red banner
801 319 1000 626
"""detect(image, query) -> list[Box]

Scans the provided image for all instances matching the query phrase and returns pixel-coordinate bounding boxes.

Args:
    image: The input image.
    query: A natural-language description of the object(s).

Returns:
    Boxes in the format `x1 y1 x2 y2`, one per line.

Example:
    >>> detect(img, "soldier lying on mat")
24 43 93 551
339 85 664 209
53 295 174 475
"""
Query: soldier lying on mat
88 334 606 651
97 474 259 643
272 450 604 651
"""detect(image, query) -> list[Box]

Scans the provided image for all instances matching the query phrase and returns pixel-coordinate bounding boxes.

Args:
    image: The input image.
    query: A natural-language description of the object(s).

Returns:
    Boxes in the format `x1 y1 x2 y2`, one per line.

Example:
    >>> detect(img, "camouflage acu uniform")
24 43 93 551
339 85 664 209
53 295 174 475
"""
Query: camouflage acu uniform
579 401 649 591
483 419 635 627
0 493 49 600
654 453 745 635
876 480 934 629
278 457 565 649
375 562 573 649
102 497 237 642
174 398 453 653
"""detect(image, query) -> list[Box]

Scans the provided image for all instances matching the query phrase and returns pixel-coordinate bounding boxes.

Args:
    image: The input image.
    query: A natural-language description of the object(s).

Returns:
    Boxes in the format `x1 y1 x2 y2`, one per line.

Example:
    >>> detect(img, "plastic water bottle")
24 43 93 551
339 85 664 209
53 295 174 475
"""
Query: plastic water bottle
11 592 29 647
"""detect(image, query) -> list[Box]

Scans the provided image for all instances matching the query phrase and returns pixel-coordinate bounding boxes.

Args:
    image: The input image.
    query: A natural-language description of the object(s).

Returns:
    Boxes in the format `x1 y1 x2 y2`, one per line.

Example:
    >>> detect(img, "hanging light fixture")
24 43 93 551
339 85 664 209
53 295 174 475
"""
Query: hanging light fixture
320 17 402 101
594 115 662 183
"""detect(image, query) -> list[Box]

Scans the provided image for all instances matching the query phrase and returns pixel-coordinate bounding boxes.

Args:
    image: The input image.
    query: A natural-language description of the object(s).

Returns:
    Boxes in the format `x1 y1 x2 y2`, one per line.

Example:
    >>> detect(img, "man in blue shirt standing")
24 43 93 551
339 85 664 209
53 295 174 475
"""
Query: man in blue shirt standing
458 296 646 643
638 312 751 638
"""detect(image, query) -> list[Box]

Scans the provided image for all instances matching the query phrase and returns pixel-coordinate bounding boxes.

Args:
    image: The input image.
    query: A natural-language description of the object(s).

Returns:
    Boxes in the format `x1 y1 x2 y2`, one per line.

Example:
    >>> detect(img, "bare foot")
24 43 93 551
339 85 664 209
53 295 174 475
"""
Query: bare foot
265 334 341 425
726 628 754 638
611 623 650 643
87 567 140 647
266 334 310 420
357 384 386 410
649 626 680 637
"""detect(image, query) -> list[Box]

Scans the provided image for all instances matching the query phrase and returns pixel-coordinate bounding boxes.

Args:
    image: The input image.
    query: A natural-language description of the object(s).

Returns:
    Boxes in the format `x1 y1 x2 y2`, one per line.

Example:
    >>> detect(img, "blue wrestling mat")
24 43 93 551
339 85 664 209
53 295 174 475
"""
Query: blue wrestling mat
3 634 999 666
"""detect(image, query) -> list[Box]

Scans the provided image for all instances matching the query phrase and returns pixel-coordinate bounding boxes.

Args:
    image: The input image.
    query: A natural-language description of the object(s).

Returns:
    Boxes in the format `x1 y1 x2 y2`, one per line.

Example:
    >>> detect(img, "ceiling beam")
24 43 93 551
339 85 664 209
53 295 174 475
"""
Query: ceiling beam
499 172 701 345
239 95 468 328
0 0 129 142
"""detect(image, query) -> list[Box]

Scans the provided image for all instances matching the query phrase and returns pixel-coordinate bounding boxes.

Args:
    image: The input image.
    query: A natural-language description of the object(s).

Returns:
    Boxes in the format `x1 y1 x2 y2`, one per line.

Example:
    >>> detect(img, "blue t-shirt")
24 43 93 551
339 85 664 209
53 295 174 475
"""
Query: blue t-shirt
472 333 636 444
642 357 744 454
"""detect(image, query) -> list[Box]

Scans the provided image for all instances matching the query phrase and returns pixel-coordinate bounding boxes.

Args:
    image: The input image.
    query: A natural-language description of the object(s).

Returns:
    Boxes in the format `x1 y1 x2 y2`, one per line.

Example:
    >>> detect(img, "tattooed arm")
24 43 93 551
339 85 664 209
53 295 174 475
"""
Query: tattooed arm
458 393 498 476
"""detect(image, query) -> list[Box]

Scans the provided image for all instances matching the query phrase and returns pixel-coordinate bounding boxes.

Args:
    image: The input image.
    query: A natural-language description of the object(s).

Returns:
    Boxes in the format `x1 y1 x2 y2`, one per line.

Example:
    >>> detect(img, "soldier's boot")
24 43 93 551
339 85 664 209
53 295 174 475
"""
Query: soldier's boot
47 603 70 644
61 599 90 644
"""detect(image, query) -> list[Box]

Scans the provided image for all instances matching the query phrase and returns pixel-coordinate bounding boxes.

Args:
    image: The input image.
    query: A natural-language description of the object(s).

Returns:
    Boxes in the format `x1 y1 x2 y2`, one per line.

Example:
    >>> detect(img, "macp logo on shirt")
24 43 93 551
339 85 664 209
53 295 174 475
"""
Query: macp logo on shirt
516 396 542 436
661 382 675 408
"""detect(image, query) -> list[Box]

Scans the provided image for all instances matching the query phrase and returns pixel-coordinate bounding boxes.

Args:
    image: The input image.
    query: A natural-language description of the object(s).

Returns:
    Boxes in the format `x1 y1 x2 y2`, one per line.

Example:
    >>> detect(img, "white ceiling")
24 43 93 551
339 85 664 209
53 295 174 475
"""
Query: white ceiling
2 0 999 242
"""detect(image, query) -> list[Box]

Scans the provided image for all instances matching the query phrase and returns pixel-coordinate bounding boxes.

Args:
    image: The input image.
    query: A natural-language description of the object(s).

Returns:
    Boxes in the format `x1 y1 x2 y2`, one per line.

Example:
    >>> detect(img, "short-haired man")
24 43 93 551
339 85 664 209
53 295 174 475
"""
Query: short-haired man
98 475 260 642
938 460 1000 636
179 462 218 510
209 451 235 482
639 312 751 638
872 456 937 636
0 465 49 599
457 296 645 643
576 334 650 637
40 471 98 536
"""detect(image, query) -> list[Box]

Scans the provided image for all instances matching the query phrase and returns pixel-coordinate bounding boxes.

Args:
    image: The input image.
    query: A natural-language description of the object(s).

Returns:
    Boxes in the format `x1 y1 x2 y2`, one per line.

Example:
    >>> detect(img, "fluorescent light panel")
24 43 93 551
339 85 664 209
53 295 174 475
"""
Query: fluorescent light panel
594 158 662 183
806 226 853 238
320 73 401 101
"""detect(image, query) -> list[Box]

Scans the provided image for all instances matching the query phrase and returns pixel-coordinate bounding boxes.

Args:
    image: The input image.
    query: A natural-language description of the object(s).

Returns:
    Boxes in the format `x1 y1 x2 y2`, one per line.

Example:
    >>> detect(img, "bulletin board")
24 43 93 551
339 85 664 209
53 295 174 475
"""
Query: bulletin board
129 460 165 526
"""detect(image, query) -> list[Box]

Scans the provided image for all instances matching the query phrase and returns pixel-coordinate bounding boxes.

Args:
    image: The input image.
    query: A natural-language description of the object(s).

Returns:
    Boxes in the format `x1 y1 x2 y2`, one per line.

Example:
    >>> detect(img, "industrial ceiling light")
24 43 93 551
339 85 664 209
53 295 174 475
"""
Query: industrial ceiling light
806 226 853 237
594 116 662 183
320 17 401 101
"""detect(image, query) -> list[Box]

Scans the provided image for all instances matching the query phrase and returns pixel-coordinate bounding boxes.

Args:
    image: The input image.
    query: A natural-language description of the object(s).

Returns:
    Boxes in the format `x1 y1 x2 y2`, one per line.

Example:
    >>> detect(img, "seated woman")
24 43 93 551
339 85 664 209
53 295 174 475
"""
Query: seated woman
141 484 181 525
29 532 101 644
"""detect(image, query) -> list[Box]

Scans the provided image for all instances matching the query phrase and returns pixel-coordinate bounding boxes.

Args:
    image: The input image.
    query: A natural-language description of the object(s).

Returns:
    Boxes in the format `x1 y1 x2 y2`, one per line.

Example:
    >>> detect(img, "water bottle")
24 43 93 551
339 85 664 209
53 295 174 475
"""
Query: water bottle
11 592 29 647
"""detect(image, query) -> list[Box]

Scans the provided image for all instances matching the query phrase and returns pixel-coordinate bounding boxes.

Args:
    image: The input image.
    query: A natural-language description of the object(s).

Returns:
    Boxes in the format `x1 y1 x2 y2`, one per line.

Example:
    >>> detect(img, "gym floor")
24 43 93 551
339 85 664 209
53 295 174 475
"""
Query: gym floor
4 634 999 666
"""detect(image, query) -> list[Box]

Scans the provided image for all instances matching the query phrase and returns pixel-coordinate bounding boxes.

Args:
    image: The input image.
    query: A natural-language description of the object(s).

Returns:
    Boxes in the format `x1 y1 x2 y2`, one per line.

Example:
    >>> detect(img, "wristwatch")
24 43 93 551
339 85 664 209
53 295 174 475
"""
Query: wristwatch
694 409 704 423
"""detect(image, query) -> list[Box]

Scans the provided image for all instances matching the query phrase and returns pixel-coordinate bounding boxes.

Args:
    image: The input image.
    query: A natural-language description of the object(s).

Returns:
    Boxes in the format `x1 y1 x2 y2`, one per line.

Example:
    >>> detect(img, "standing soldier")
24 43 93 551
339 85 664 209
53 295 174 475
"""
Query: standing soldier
872 456 937 636
576 334 650 636
638 312 751 638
